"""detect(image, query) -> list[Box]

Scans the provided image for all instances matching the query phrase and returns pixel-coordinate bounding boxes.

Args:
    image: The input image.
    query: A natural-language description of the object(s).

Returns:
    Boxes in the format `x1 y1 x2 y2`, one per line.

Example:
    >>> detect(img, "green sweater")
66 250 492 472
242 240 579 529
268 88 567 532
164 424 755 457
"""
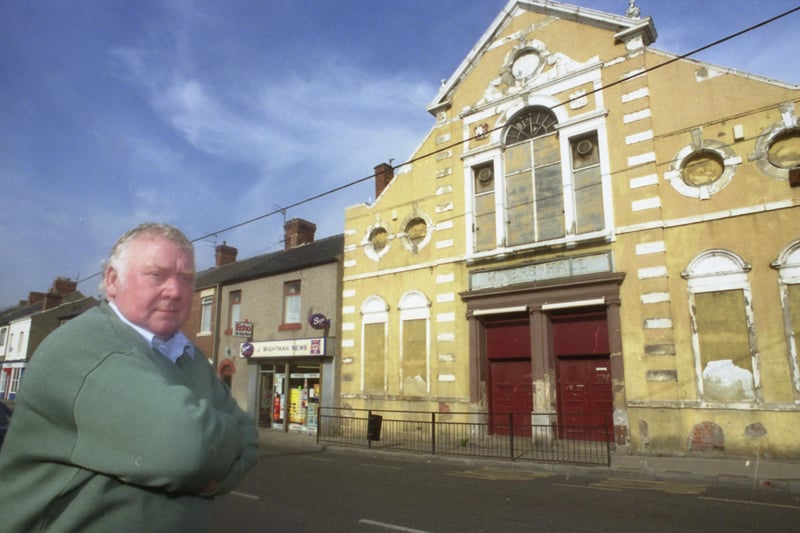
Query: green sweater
0 303 259 532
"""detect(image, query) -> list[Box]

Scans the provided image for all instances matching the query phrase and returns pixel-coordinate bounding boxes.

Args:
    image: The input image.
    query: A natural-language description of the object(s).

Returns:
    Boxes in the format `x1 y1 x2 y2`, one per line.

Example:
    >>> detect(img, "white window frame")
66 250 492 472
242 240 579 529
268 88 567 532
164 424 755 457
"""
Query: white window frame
682 249 760 405
398 290 431 395
463 103 613 259
772 239 800 394
200 296 213 335
360 296 389 393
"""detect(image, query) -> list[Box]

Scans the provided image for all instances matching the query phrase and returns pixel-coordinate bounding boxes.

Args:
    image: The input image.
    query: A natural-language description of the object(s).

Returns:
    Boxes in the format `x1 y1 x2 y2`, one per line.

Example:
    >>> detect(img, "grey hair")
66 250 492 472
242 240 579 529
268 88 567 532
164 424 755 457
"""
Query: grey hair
101 223 194 296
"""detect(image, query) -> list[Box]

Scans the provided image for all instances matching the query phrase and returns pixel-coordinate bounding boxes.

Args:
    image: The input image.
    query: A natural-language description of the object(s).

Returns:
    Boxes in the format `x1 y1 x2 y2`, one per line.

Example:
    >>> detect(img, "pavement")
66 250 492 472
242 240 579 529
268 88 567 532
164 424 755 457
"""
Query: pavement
258 428 800 494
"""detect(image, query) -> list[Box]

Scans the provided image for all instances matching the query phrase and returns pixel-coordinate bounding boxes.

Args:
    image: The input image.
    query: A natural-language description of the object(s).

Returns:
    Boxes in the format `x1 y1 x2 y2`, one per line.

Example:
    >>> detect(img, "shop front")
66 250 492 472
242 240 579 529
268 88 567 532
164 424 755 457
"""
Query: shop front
241 336 334 433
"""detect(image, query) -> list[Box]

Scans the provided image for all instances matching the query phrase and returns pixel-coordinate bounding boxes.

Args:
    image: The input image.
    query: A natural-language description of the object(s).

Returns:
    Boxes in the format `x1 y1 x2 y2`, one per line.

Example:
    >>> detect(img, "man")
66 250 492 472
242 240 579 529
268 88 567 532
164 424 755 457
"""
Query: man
0 223 258 532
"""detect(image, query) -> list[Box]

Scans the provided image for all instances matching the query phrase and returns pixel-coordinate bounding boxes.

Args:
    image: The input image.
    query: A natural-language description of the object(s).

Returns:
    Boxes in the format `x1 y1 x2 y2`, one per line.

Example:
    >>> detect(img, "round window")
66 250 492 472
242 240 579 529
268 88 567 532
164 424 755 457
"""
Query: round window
369 227 388 253
681 149 725 186
766 129 800 169
406 218 427 246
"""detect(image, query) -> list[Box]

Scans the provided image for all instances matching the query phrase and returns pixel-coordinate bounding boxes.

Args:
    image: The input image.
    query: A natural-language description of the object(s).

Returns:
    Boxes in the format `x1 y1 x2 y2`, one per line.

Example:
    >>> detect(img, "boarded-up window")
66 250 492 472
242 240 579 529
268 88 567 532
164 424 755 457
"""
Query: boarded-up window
364 322 385 394
789 284 800 376
571 133 604 234
686 250 757 403
473 165 496 251
402 318 427 396
695 290 752 373
504 133 563 245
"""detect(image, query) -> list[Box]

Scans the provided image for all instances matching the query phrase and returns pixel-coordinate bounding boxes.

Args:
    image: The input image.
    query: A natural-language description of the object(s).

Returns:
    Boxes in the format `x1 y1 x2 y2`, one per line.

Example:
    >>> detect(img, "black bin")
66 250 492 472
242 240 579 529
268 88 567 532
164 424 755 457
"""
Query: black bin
367 414 383 441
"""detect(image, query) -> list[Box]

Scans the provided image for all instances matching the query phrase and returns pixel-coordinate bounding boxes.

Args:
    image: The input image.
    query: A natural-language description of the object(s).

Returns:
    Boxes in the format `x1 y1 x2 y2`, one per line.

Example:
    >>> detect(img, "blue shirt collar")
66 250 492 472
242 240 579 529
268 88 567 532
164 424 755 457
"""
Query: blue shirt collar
108 301 194 363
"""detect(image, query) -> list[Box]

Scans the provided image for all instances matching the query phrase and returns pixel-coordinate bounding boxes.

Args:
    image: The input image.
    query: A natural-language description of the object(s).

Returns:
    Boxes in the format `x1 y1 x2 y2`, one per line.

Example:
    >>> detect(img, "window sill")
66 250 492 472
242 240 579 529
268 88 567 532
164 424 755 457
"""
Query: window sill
278 323 302 331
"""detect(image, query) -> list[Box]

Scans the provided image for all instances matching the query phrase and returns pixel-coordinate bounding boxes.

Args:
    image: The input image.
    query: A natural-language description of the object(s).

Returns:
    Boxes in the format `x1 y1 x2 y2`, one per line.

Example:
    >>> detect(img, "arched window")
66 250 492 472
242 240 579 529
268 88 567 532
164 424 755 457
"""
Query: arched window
398 291 431 396
361 296 388 395
471 106 607 254
772 240 800 393
682 250 759 403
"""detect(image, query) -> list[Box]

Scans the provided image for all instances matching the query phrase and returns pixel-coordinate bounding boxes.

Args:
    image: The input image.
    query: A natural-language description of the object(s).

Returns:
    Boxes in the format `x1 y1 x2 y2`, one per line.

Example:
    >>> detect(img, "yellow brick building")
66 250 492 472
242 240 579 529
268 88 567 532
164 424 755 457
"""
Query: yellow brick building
340 1 799 458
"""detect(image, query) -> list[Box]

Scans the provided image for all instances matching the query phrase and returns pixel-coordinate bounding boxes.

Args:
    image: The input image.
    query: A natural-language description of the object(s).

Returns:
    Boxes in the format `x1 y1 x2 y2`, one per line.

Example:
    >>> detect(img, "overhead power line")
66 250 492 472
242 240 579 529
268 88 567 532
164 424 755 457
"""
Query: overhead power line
75 5 799 288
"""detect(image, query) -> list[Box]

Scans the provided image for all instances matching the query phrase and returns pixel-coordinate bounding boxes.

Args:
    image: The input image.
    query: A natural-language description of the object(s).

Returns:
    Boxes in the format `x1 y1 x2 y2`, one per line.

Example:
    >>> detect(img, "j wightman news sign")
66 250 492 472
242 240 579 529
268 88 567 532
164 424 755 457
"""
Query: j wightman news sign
240 337 328 358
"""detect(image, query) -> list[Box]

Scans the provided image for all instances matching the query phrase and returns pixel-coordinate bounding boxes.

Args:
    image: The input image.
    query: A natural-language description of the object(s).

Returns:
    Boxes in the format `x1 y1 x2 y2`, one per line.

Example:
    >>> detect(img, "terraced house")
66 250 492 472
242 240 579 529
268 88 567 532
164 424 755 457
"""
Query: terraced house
338 0 800 459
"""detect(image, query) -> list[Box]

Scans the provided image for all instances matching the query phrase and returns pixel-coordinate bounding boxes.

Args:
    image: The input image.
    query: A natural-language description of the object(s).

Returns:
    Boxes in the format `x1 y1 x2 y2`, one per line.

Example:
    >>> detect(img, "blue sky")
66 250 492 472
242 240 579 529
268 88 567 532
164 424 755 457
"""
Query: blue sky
1 0 798 306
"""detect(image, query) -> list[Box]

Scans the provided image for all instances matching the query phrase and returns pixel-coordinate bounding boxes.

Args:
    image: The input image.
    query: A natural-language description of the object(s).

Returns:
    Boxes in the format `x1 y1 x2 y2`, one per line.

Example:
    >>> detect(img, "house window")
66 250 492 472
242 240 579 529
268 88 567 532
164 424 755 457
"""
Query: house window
683 250 758 403
229 291 241 330
283 281 301 324
8 368 22 401
200 296 213 334
398 291 430 396
361 296 388 395
772 240 800 394
0 326 7 354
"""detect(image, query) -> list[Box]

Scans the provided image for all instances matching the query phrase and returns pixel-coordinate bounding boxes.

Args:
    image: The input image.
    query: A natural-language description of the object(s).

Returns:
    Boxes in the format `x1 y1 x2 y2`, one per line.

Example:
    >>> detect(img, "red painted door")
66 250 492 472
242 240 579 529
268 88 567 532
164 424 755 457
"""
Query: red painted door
489 361 532 436
556 357 613 441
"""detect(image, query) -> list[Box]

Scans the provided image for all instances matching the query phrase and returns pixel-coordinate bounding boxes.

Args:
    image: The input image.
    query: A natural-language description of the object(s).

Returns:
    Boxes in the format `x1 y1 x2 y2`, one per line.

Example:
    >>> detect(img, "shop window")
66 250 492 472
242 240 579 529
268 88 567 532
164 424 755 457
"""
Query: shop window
682 250 759 403
772 240 800 393
283 281 301 325
200 296 213 334
361 296 388 395
399 291 430 396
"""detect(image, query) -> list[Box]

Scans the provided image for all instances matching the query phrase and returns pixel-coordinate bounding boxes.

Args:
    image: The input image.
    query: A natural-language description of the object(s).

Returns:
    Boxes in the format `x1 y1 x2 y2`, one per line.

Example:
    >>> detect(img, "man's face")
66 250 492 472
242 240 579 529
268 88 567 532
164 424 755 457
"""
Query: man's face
105 235 195 340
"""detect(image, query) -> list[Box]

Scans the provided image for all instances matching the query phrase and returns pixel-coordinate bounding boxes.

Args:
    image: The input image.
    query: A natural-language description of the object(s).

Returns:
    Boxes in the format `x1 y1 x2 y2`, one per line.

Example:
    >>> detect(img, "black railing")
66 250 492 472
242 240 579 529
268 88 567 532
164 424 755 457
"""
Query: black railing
317 407 611 466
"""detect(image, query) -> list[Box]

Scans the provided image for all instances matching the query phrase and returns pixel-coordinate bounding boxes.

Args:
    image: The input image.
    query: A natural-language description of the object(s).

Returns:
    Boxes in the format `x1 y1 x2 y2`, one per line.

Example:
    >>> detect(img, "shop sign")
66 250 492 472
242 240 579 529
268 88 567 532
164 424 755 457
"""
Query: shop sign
240 337 328 358
234 321 253 338
309 313 329 330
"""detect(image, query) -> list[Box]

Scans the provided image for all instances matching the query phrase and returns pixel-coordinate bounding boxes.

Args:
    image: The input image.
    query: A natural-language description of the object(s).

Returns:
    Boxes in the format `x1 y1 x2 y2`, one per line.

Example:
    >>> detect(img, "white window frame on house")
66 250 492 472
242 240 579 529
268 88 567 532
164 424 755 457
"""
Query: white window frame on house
463 103 613 259
0 325 7 356
229 290 242 330
683 249 760 405
283 280 301 325
199 295 214 335
772 239 800 394
361 295 389 394
398 290 431 396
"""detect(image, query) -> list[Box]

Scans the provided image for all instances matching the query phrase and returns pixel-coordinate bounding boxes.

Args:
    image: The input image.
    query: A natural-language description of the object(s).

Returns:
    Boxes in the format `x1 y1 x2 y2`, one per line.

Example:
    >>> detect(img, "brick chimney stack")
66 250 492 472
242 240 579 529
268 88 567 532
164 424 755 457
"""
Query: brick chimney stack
284 218 316 250
51 277 77 295
374 162 394 199
215 242 238 267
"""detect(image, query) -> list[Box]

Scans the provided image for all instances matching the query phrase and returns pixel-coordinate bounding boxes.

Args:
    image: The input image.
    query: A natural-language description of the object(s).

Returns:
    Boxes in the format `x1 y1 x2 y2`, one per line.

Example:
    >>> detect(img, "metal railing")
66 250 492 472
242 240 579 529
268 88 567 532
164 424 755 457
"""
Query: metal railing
317 407 611 466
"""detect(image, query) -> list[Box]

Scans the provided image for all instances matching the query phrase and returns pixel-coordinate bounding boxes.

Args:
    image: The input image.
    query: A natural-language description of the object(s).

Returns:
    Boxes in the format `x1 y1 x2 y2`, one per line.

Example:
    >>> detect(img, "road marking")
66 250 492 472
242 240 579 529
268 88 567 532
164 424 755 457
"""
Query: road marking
303 455 335 462
699 496 800 510
553 483 621 492
359 518 433 532
586 478 708 495
230 490 260 500
446 467 554 481
362 463 404 470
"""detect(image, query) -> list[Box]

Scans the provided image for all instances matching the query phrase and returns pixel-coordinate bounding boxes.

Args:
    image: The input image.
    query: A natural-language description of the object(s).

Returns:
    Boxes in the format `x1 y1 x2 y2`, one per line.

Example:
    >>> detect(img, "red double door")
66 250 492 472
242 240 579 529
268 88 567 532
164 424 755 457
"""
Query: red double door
487 311 613 441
